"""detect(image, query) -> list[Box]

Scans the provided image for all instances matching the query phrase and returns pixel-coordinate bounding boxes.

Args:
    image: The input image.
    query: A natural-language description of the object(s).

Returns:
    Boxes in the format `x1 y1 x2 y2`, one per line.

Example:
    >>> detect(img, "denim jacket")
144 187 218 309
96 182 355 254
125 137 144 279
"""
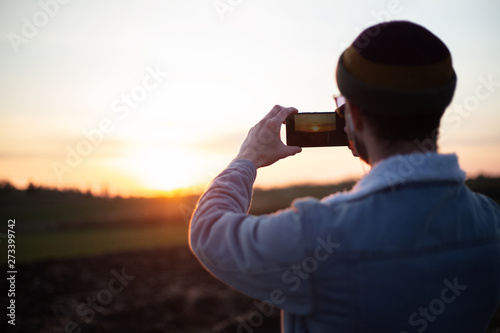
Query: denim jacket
190 153 500 333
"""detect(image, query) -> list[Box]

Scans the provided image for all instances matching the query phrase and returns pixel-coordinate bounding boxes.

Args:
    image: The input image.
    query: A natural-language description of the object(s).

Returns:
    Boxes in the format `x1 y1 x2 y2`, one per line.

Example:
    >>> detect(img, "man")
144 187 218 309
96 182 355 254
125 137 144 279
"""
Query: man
189 21 500 332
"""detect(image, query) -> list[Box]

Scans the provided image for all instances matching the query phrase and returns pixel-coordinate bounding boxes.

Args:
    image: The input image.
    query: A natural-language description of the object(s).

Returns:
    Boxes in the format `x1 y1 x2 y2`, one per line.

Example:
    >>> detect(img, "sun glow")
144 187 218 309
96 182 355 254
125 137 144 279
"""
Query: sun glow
125 146 205 194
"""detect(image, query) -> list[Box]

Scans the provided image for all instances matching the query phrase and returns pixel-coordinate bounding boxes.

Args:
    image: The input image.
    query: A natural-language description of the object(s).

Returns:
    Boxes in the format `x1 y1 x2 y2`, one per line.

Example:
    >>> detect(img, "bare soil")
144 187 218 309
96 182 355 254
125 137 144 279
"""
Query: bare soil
0 246 280 333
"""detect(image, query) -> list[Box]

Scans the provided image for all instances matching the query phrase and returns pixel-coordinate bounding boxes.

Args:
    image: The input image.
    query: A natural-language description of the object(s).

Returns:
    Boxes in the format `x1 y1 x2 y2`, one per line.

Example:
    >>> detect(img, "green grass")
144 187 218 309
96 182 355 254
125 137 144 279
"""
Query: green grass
6 224 189 263
2 176 498 264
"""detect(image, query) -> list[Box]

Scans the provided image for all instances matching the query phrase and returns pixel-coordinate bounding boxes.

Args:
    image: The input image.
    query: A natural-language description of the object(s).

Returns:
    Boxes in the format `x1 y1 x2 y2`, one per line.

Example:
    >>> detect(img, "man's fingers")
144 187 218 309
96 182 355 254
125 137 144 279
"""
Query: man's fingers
280 145 302 159
263 105 284 121
236 105 303 168
264 105 298 123
288 145 302 155
276 107 298 124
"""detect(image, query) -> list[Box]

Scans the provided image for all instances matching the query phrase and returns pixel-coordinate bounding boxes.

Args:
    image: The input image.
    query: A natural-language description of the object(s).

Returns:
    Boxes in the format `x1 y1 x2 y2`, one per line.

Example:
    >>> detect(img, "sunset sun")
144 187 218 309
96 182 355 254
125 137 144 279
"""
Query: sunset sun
127 146 203 194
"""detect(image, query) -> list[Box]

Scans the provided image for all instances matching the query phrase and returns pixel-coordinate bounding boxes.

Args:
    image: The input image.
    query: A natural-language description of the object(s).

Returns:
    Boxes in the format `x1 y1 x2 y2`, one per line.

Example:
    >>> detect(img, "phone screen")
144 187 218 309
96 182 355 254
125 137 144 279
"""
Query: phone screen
294 113 336 132
286 112 348 147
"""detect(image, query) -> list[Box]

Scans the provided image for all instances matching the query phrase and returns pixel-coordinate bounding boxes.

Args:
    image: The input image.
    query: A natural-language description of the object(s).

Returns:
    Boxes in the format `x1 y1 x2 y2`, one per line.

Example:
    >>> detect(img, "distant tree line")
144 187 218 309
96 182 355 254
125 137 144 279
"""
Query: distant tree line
0 180 97 203
1 175 499 206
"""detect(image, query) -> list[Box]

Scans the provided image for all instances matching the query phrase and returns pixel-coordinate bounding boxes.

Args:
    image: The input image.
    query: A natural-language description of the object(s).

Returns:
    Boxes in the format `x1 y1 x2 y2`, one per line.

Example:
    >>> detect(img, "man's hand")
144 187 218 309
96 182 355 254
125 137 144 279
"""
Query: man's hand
235 105 302 169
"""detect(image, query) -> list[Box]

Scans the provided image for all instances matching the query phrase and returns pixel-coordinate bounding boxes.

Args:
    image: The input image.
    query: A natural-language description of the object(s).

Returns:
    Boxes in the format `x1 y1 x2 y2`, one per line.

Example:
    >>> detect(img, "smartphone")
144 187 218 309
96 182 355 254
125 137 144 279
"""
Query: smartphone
286 111 348 147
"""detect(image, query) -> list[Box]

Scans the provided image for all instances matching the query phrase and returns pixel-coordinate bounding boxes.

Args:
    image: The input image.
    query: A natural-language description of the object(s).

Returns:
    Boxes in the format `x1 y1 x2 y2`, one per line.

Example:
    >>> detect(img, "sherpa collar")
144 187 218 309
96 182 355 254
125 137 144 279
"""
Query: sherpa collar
321 153 466 205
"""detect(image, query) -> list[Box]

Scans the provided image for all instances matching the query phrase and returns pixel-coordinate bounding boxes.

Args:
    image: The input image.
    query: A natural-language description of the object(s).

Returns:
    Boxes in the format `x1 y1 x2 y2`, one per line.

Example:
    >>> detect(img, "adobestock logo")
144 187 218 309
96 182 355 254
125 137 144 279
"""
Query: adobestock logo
7 0 72 54
400 277 467 333
282 235 340 292
212 0 244 21
55 267 135 333
383 73 499 191
51 64 169 183
232 235 340 333
439 74 499 141
340 0 403 64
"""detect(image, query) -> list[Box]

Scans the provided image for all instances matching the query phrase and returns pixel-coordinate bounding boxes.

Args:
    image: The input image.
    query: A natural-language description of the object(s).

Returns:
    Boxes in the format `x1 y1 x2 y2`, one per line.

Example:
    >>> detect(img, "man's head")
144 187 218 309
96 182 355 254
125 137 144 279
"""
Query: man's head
336 21 457 164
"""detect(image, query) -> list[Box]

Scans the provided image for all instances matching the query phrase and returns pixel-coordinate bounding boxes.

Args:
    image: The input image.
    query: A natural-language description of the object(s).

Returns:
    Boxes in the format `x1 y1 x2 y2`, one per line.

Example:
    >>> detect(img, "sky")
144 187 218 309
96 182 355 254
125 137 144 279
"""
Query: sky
1 0 499 197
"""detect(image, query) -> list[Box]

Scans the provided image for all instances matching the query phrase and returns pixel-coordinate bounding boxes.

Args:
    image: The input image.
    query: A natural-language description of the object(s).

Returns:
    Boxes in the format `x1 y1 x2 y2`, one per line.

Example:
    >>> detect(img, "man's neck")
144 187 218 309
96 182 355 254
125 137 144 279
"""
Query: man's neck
366 138 438 166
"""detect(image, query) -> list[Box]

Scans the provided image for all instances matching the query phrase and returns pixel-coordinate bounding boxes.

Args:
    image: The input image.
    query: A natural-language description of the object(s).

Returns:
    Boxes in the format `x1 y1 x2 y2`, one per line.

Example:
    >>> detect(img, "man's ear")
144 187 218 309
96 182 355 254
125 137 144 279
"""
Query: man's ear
347 101 363 131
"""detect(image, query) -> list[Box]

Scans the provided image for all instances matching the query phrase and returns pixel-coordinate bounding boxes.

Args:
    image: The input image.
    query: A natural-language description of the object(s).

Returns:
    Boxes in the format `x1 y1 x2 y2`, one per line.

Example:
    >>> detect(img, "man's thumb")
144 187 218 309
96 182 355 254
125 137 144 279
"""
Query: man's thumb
284 146 302 157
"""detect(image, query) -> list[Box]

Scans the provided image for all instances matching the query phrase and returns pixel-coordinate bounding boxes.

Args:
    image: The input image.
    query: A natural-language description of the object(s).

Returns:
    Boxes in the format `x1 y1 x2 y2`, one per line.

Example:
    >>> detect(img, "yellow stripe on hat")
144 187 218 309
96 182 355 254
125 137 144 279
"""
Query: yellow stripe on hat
342 46 455 89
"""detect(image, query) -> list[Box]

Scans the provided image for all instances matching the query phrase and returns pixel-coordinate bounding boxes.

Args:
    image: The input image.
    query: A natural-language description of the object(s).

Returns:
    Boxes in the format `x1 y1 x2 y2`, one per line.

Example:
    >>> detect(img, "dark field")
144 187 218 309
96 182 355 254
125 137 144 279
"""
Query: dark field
1 176 499 332
0 246 281 333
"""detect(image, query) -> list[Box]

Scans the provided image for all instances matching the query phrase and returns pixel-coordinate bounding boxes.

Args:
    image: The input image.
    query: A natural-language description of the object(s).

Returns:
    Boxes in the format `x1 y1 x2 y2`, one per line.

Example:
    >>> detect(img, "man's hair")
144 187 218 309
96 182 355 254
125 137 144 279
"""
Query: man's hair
360 108 443 143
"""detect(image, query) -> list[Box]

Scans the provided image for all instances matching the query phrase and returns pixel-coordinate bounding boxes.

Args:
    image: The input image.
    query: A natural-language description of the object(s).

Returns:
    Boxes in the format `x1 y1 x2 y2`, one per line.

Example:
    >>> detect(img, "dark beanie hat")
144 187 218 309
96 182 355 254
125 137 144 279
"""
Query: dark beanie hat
336 21 457 116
